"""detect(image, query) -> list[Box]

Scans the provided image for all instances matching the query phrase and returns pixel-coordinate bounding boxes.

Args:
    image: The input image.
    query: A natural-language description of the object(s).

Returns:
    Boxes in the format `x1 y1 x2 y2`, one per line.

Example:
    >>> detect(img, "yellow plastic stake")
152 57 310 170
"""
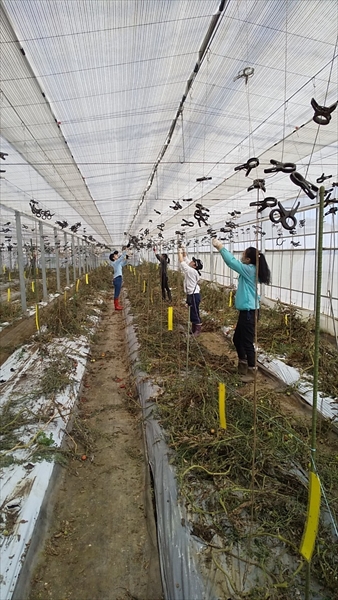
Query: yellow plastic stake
2 265 6 273
143 280 146 293
31 281 35 293
76 279 80 292
64 290 67 303
129 265 132 272
36 267 39 275
35 304 40 331
7 288 11 302
228 291 233 308
133 267 136 276
300 471 321 562
219 383 227 429
168 306 173 331
85 273 89 284
284 314 288 325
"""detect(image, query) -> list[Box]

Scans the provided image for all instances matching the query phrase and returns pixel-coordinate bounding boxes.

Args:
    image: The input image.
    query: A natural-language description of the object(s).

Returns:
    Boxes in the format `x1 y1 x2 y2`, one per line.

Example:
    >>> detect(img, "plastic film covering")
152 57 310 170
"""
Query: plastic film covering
124 304 215 600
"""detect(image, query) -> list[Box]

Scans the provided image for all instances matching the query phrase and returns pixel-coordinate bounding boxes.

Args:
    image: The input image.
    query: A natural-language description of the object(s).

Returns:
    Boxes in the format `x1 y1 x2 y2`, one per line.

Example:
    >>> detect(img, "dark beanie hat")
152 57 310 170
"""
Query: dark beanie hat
192 257 203 273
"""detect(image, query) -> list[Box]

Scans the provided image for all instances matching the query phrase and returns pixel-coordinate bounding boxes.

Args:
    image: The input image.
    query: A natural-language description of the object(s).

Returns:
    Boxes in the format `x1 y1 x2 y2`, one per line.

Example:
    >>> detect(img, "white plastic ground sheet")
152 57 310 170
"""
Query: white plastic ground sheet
0 336 89 600
223 326 338 424
0 294 61 332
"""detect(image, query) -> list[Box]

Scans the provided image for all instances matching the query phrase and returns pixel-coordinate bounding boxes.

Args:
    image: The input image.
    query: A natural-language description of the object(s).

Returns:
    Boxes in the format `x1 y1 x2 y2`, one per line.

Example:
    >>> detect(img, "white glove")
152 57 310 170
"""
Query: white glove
212 238 223 250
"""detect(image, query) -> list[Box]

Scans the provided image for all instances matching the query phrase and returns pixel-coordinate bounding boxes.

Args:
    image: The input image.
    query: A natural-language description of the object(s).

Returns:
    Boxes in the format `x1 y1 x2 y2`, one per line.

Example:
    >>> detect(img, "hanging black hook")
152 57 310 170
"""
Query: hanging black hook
234 157 259 177
311 98 337 125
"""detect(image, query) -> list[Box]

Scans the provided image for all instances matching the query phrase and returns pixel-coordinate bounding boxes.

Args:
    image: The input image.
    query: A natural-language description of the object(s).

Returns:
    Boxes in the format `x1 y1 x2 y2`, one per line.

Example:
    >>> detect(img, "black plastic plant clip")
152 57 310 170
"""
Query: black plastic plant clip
196 176 212 182
169 201 182 210
316 173 332 184
234 157 259 177
233 67 254 84
325 206 338 216
181 219 194 228
324 194 338 208
247 179 266 192
249 197 277 213
269 201 300 231
264 159 296 174
311 98 337 125
290 172 318 200
194 204 210 227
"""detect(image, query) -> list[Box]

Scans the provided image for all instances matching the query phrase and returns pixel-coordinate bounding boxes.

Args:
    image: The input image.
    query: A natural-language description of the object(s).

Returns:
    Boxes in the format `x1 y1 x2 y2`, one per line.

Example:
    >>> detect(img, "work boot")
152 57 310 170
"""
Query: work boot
240 366 257 383
190 323 196 335
237 360 248 375
192 324 202 337
114 298 123 311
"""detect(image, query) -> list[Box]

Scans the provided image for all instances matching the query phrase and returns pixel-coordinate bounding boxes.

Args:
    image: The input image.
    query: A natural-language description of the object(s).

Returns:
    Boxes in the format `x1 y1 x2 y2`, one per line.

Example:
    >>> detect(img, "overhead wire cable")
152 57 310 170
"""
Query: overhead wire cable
4 10 334 47
193 54 338 182
128 0 229 233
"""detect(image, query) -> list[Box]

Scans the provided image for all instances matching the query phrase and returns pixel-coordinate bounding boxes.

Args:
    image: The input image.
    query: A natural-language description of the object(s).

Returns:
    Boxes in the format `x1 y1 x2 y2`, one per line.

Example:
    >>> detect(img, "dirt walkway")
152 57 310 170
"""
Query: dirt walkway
27 301 163 600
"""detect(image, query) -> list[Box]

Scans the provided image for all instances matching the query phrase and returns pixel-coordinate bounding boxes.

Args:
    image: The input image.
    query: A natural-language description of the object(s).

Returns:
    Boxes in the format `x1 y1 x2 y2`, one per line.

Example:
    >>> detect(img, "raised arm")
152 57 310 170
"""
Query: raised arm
212 238 249 277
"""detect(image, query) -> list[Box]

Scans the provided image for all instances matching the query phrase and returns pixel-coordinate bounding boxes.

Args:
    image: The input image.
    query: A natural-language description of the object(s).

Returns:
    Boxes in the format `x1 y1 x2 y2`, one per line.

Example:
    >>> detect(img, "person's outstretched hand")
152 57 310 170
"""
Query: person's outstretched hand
212 238 223 250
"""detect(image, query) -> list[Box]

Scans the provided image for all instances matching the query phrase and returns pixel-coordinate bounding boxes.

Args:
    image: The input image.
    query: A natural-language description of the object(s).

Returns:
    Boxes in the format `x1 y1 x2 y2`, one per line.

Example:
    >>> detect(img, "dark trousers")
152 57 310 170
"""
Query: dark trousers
113 275 122 299
233 309 258 367
187 293 201 325
161 275 172 301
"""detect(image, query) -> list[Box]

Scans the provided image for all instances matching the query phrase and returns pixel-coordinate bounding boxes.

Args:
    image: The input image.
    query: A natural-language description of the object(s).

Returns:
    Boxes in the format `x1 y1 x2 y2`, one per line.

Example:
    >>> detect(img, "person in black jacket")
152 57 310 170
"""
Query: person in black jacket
154 247 172 302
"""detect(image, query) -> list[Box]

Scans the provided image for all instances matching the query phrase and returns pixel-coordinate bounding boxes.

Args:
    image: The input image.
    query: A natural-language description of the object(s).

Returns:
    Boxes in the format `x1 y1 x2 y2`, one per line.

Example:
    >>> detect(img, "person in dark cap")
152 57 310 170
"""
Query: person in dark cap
109 249 128 310
178 247 203 336
153 247 172 302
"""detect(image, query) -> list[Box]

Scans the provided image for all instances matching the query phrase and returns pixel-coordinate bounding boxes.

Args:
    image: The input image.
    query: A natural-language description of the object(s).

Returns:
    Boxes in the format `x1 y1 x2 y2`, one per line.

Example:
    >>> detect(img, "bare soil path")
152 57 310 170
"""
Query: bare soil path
27 301 163 600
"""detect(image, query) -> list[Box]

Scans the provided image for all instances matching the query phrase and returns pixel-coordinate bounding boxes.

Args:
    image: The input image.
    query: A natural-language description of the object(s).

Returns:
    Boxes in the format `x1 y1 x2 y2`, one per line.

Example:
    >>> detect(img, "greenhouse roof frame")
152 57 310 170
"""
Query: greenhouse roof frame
0 0 337 248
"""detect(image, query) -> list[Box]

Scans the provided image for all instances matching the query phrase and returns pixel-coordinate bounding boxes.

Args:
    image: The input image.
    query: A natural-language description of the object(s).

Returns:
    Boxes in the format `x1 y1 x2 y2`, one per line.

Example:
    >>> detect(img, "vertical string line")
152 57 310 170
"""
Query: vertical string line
281 0 288 161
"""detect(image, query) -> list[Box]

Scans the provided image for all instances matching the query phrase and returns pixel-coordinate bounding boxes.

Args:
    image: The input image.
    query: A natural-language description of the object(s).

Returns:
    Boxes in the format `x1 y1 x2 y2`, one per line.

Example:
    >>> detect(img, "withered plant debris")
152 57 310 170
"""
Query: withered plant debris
124 262 338 598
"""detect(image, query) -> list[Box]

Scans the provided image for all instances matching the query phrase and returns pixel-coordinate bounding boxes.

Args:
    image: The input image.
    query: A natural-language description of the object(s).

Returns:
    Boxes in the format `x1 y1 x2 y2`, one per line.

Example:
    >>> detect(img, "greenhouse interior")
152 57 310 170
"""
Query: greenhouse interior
0 1 337 599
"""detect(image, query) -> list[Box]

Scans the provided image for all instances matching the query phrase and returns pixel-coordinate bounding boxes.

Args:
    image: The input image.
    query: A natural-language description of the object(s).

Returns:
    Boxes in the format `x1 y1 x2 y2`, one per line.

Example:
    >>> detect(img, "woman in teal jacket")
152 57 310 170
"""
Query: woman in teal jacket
212 238 271 379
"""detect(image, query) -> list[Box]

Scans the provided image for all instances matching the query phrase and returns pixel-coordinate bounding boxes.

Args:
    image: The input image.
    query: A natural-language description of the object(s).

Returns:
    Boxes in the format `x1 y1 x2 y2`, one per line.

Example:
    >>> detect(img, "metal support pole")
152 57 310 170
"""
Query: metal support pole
77 238 82 276
88 244 92 271
39 222 48 301
260 215 266 303
229 239 234 287
210 239 214 283
15 211 27 314
64 232 70 286
71 235 76 282
305 187 325 599
84 241 88 273
54 228 61 292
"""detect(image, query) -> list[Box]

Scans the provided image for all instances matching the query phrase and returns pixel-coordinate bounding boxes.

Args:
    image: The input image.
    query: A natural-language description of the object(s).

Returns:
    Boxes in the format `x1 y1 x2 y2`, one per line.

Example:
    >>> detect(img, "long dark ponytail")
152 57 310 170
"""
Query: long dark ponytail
245 247 271 285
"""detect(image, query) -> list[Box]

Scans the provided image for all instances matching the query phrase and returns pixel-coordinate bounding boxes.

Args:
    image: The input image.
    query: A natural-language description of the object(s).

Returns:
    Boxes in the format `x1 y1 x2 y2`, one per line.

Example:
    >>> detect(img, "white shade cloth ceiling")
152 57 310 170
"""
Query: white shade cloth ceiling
0 0 337 247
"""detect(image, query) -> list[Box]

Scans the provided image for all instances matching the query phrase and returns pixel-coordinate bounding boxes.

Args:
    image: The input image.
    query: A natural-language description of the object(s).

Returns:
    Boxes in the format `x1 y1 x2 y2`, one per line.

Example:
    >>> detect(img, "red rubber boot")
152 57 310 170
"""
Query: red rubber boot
114 298 123 311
